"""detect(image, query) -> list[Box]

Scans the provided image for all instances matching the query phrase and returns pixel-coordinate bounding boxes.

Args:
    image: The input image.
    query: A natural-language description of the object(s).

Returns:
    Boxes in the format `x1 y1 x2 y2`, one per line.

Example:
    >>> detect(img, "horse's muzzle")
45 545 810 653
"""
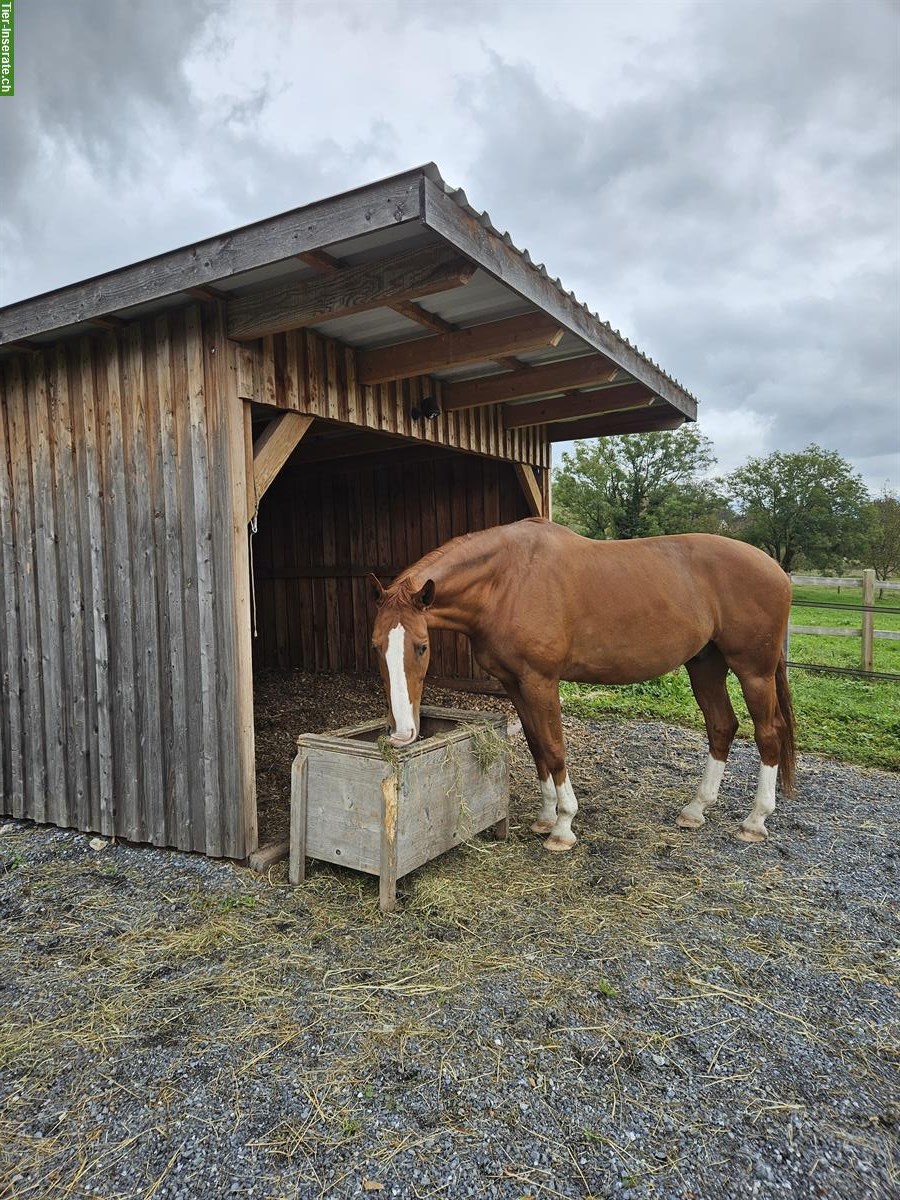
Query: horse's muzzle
388 727 418 748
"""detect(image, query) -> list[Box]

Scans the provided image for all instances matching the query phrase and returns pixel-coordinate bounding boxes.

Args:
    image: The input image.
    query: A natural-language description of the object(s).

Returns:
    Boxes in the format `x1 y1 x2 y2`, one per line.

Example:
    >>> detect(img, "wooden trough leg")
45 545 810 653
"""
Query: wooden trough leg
289 749 309 885
380 773 399 913
494 815 509 841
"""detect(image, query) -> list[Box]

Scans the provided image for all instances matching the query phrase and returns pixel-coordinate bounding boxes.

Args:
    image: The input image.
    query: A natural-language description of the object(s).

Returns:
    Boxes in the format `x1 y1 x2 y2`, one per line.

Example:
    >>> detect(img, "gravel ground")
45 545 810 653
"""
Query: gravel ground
1 670 898 1200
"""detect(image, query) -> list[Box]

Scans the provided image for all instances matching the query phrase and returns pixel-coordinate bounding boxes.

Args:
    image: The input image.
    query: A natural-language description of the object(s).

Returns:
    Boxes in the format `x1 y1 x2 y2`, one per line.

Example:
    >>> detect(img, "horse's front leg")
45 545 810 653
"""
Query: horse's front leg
506 677 579 853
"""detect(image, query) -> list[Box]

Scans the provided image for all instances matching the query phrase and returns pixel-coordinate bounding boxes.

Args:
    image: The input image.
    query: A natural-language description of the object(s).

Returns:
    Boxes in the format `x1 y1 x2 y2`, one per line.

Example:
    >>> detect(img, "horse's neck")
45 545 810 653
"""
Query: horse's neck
418 538 498 636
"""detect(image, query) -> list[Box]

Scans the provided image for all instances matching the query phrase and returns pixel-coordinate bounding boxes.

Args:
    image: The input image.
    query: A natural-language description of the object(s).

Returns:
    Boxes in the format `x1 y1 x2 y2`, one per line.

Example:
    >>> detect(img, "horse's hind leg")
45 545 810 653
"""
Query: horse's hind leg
677 645 738 830
733 669 784 842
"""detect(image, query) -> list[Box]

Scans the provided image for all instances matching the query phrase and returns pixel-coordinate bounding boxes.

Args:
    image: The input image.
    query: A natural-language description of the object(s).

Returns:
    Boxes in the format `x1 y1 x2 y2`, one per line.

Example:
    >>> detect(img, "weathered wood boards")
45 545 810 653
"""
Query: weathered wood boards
251 412 313 504
356 313 564 385
251 451 532 681
235 326 550 470
289 707 509 912
0 303 256 858
227 245 476 341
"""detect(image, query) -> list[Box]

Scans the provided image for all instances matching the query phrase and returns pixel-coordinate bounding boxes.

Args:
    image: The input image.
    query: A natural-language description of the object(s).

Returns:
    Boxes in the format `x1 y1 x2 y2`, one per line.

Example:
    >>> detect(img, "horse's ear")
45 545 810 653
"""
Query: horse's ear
413 579 436 610
368 574 385 606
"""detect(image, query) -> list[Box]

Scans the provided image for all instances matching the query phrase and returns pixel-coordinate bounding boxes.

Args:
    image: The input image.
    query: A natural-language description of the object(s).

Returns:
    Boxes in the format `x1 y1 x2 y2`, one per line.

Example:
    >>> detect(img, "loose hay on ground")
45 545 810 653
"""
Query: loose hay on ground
1 669 897 1200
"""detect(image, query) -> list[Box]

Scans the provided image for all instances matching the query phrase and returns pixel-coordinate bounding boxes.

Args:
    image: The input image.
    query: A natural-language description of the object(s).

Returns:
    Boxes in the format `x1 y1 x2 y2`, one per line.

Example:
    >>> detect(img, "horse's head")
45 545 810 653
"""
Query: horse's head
370 575 435 746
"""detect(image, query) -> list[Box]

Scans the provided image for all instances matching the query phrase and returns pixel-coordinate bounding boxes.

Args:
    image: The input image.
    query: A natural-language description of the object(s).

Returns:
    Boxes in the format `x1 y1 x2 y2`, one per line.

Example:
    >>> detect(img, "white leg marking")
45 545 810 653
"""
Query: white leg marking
544 773 579 850
738 763 778 841
677 755 726 829
530 776 558 834
386 623 416 744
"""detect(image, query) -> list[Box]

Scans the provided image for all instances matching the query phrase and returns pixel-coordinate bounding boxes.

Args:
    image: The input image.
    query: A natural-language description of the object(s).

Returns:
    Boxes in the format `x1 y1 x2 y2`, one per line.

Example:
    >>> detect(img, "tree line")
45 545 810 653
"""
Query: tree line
553 430 900 578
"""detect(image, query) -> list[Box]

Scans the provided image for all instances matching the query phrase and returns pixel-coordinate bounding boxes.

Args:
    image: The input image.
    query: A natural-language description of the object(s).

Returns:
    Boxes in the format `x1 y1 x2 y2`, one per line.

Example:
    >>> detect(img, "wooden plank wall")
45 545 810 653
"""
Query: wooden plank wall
251 451 531 682
238 328 551 471
0 304 255 857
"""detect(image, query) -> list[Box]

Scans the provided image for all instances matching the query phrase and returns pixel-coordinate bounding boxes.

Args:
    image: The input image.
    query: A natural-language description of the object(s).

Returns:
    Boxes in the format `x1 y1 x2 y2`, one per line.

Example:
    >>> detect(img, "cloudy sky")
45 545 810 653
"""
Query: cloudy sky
2 0 898 491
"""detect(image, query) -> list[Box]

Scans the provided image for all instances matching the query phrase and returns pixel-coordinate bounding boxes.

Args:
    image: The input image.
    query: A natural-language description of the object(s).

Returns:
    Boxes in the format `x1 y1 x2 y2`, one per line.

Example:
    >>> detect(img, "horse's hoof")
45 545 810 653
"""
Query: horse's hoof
676 810 705 830
735 825 767 843
543 835 576 853
530 819 555 835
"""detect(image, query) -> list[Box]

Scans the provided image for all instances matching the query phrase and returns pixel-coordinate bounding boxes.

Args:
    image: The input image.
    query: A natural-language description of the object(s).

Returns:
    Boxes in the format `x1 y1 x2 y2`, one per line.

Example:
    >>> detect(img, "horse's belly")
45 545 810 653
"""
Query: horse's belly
565 637 707 685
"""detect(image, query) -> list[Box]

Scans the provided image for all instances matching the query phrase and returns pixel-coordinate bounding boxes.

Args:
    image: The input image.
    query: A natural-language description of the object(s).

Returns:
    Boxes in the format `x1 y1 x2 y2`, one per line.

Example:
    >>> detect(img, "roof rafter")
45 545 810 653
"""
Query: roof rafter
422 174 697 421
440 354 619 411
547 406 685 441
227 244 476 341
503 381 651 429
357 313 564 385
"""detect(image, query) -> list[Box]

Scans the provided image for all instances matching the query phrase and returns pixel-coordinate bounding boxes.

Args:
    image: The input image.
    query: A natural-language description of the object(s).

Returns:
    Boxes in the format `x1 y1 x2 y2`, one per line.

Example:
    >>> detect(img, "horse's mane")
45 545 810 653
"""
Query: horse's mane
380 532 480 609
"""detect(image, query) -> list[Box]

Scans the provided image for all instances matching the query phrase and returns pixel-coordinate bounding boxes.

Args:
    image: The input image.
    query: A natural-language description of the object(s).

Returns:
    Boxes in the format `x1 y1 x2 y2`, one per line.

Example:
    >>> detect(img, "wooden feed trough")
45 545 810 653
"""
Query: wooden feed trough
288 706 509 911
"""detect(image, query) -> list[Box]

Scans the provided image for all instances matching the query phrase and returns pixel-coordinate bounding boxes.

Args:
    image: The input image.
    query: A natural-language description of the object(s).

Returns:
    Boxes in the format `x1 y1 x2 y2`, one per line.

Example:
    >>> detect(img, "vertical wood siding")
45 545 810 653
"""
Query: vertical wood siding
239 328 551 471
0 305 254 857
251 453 531 681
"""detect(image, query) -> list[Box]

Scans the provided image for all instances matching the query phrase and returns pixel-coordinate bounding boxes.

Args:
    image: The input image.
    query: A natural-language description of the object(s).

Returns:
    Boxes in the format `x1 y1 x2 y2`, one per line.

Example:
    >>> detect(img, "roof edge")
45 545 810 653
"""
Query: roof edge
0 167 430 346
421 173 697 420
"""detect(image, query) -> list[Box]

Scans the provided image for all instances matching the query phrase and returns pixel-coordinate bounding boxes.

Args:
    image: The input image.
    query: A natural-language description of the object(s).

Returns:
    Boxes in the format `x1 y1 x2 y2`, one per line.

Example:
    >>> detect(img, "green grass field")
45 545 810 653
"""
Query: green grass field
561 582 900 771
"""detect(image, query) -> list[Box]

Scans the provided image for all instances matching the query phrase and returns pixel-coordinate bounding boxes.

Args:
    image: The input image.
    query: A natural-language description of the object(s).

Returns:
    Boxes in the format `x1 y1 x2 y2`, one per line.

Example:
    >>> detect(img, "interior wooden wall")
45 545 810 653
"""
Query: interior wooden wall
251 449 531 684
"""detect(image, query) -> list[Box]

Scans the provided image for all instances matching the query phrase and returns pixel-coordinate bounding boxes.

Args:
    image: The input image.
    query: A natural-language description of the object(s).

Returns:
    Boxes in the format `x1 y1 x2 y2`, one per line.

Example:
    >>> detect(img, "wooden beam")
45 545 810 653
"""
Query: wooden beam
513 464 544 517
291 431 410 465
248 839 290 872
0 169 426 346
253 412 314 500
441 354 619 411
389 299 455 335
357 314 564 385
243 402 256 521
88 314 127 331
227 244 476 341
422 175 698 422
503 382 652 429
184 284 227 301
298 250 458 335
547 407 685 441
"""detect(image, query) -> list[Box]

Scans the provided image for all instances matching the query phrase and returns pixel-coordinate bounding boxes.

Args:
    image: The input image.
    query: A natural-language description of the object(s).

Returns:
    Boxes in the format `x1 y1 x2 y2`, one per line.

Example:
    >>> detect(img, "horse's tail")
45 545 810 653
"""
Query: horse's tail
775 652 796 797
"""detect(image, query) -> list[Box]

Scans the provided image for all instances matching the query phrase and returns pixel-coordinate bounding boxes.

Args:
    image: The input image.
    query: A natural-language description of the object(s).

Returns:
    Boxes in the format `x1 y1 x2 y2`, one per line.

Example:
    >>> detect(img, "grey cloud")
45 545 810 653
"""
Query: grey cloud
459 2 898 485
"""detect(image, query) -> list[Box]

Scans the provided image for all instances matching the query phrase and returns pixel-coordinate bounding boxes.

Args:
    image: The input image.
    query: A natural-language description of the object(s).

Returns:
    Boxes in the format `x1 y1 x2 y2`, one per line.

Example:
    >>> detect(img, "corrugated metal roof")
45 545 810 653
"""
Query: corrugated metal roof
420 164 694 403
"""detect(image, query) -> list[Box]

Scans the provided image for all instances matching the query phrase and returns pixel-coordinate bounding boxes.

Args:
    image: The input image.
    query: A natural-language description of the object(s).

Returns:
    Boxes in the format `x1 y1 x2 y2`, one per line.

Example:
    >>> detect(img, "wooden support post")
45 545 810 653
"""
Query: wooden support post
513 463 544 517
379 772 399 913
861 569 875 673
253 411 313 504
289 749 309 884
243 402 256 523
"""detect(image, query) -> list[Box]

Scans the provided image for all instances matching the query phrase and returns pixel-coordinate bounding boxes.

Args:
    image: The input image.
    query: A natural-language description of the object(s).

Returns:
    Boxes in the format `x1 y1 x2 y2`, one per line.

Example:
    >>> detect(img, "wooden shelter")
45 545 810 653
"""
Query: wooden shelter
0 164 697 859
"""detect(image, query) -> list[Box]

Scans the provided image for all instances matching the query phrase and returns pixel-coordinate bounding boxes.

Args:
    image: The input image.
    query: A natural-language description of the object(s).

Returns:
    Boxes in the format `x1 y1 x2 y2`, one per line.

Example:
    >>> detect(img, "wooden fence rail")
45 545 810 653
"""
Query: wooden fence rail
786 569 900 677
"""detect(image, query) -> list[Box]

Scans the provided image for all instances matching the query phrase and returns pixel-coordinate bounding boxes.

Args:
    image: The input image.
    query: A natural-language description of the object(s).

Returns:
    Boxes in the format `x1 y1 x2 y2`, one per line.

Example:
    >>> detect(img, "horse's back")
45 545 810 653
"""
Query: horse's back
499 523 790 678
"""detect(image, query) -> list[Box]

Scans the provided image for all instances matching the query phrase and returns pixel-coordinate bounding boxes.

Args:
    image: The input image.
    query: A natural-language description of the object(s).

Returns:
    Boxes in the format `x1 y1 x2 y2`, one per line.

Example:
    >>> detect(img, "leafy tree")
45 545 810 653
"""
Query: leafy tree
867 488 900 581
553 427 721 540
726 444 871 572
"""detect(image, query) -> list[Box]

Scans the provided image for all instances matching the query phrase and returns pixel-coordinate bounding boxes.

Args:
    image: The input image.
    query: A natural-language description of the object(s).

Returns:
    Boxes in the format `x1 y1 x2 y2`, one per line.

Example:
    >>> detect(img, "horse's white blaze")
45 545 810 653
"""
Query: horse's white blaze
386 623 415 742
679 755 726 827
741 763 778 837
549 773 578 844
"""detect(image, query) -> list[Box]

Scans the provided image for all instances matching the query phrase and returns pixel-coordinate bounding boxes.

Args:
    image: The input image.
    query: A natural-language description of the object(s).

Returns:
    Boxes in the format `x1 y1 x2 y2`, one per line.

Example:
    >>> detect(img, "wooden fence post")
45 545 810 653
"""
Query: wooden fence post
861 569 875 673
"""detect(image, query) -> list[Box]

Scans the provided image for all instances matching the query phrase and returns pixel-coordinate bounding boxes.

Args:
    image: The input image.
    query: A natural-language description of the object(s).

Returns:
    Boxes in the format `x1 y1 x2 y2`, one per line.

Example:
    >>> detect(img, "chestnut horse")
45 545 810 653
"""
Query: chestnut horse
370 519 795 850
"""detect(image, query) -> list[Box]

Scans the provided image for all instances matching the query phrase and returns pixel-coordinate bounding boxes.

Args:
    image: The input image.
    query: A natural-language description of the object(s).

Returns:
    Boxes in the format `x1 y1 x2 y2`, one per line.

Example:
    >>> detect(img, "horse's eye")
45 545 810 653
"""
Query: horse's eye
416 643 428 657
